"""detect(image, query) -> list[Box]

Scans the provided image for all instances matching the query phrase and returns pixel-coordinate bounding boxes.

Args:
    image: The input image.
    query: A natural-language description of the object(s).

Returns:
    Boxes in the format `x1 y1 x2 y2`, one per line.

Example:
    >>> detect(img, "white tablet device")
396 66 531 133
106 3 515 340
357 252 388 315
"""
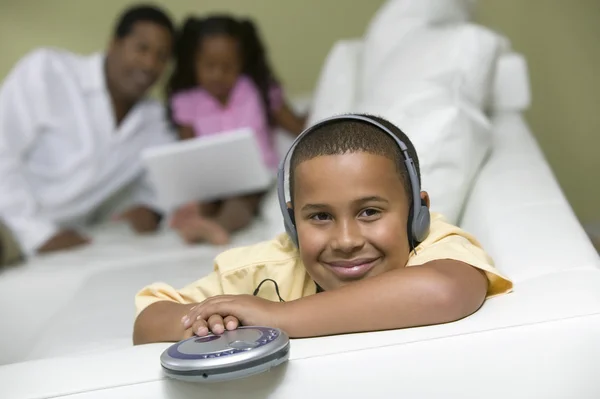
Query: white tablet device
141 128 273 211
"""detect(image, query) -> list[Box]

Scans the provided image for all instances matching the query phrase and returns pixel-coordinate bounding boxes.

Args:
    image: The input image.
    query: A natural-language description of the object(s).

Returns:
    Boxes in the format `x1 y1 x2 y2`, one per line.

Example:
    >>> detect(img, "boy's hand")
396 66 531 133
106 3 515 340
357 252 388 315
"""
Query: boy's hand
181 295 286 336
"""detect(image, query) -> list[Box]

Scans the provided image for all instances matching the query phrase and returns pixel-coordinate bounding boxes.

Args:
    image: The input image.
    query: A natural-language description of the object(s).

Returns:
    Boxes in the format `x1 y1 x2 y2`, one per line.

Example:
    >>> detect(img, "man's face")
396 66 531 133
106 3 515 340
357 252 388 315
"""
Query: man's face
106 21 172 101
291 152 422 291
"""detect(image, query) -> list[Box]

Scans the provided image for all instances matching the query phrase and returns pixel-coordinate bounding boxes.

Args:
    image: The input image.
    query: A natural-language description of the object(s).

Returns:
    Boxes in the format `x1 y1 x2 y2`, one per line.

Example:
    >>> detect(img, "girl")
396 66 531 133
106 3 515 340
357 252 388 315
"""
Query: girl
166 15 306 245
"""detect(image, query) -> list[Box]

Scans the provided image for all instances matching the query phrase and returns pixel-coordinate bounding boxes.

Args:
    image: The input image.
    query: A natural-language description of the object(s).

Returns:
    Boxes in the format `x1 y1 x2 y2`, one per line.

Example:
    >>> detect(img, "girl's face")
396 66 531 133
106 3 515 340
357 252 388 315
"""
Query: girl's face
195 34 242 104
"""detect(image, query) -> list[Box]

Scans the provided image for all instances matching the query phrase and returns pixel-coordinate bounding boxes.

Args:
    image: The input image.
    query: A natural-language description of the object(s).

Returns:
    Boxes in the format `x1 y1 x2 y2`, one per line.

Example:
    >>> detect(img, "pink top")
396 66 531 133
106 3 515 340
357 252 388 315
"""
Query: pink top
170 76 283 170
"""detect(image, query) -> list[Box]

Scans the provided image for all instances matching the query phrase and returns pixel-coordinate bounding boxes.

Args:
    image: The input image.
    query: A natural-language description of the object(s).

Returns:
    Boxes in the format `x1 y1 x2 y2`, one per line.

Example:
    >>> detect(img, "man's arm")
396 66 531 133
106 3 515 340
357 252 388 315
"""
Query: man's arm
280 260 488 337
0 50 88 256
111 175 164 233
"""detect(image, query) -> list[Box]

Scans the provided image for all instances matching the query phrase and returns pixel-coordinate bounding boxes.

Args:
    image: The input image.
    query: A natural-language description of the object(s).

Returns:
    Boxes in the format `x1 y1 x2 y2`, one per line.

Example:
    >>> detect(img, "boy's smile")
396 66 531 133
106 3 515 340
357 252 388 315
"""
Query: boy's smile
322 257 382 279
291 151 428 291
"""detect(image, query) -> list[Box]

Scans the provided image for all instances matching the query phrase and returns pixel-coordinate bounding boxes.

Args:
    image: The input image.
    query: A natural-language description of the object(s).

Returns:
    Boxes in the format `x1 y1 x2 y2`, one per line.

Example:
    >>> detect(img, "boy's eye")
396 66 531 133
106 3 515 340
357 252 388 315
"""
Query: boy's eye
309 212 331 222
359 208 381 218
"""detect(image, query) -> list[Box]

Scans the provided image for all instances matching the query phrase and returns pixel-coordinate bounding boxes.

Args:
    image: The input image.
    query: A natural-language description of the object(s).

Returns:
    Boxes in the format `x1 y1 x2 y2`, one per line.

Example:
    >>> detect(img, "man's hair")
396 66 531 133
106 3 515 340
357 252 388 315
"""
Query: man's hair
113 4 175 39
289 114 421 203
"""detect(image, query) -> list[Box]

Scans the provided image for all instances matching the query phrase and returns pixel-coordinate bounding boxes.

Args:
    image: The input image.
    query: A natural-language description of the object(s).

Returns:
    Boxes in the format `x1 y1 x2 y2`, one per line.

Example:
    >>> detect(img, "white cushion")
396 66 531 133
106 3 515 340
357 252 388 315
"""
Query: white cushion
367 0 475 27
306 39 363 125
354 22 501 224
490 52 532 111
363 23 503 108
356 82 492 224
361 0 477 96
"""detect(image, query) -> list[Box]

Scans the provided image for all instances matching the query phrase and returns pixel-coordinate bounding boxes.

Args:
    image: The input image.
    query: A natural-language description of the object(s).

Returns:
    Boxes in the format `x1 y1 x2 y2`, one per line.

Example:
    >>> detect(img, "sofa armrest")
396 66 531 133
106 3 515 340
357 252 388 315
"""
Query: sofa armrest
4 269 600 398
460 112 599 282
489 52 531 112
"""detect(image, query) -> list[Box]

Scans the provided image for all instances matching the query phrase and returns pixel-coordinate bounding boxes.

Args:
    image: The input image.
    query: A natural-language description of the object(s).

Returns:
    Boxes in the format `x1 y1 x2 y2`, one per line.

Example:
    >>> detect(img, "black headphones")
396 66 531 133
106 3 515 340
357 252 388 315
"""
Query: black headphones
276 114 431 249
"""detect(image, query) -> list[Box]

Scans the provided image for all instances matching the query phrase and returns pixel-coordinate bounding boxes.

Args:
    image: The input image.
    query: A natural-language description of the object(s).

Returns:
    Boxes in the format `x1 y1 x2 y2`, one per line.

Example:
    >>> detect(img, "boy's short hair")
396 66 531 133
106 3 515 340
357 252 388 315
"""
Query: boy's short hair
113 4 175 39
289 114 421 204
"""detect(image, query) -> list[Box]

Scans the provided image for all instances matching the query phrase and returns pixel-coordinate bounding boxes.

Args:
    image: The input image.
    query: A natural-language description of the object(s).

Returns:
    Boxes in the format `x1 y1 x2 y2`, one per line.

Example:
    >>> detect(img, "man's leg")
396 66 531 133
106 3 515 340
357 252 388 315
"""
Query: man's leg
0 221 24 267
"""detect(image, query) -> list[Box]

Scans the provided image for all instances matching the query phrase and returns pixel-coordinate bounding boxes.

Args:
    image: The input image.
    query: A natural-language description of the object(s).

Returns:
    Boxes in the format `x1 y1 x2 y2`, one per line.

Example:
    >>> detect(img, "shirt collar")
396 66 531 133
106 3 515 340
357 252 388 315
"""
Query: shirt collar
77 52 107 93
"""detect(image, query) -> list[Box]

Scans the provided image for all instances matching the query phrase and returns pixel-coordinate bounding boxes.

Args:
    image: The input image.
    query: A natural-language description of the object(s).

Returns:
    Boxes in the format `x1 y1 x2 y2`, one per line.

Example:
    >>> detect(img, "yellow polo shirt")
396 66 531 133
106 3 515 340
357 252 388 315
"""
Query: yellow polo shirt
135 213 513 316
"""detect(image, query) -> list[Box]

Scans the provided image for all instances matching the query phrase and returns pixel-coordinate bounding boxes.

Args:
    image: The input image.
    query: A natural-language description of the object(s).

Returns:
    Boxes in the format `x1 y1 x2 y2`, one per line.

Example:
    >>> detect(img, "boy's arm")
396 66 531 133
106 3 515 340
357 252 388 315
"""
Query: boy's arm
133 301 196 345
281 260 487 337
133 271 226 345
185 260 489 338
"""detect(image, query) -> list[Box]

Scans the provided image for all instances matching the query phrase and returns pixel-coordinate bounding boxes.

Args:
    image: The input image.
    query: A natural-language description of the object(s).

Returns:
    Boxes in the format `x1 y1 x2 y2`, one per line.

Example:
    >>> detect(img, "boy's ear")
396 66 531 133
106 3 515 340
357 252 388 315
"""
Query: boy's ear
420 191 430 208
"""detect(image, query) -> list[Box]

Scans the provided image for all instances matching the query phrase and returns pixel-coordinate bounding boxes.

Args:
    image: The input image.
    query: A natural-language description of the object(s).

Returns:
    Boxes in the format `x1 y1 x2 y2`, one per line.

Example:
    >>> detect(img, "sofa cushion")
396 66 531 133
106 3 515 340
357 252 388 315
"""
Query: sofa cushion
367 0 476 27
306 39 362 125
361 0 477 97
356 81 492 224
490 52 532 112
353 19 503 224
363 23 502 108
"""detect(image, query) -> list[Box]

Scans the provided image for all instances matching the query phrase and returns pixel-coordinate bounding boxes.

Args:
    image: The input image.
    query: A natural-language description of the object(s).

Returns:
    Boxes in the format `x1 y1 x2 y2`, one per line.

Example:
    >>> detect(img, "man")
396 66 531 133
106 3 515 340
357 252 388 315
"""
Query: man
0 5 176 266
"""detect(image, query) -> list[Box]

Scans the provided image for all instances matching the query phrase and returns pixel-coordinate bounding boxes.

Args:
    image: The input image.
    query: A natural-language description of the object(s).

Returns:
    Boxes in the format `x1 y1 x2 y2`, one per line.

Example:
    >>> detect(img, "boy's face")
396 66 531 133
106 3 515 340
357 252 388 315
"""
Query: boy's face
291 152 428 291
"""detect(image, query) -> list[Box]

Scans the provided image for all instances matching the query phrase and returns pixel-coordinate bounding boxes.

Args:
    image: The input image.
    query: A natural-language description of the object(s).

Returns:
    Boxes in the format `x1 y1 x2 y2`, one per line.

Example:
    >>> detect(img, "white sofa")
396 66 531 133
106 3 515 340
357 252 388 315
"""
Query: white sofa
2 2 600 398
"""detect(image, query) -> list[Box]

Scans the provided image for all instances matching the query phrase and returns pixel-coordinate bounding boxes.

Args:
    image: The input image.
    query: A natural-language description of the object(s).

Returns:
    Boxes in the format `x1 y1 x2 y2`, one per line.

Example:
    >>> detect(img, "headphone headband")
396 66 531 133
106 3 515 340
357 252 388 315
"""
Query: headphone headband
277 114 430 248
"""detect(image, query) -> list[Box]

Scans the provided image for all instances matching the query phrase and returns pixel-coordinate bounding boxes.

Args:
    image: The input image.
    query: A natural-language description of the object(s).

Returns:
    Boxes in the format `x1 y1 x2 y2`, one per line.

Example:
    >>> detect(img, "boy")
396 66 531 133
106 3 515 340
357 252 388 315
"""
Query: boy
133 114 512 344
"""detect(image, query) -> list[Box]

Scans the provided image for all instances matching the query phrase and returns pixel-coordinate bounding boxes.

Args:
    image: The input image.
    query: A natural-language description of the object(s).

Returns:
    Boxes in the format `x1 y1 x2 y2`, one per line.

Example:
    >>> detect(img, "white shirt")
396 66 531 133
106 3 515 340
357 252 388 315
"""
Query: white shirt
0 48 175 256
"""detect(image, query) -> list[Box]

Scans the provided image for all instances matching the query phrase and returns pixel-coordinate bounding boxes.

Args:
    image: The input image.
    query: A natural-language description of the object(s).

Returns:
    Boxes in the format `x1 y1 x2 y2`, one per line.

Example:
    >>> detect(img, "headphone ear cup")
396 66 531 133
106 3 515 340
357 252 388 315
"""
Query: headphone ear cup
287 208 296 226
407 202 415 245
411 199 431 244
285 208 299 247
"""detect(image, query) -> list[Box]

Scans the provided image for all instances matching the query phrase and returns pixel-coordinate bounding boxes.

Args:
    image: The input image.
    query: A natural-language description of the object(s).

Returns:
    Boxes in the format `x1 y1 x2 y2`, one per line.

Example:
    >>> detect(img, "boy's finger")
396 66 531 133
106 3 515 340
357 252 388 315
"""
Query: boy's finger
181 301 213 329
181 307 200 329
223 316 239 331
182 297 236 329
207 314 225 335
191 318 209 337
